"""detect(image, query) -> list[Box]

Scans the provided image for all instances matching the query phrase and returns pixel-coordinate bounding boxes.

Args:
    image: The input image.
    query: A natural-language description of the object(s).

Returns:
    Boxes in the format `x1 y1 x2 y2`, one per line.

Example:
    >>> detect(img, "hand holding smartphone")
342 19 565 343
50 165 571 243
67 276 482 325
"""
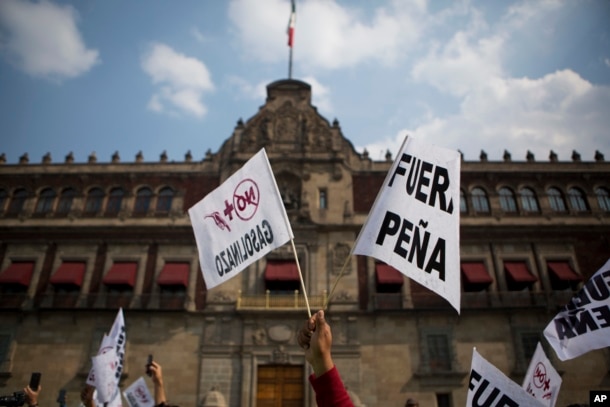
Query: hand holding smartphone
146 354 153 377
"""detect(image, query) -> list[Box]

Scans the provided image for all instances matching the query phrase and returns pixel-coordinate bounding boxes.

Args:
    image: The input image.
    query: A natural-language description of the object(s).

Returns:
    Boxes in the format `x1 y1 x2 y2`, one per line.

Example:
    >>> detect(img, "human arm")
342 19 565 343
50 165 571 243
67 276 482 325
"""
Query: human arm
298 310 354 407
149 361 168 407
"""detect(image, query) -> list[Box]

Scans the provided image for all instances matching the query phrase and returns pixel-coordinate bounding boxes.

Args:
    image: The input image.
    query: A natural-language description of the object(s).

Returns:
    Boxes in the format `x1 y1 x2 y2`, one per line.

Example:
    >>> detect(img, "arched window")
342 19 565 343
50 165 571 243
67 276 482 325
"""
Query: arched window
106 187 124 215
57 188 77 215
498 187 517 213
460 189 468 214
0 189 8 213
547 187 567 212
568 187 589 212
134 187 153 215
519 187 540 213
7 188 28 215
596 187 610 212
156 187 174 213
471 187 490 214
35 188 56 214
84 187 104 215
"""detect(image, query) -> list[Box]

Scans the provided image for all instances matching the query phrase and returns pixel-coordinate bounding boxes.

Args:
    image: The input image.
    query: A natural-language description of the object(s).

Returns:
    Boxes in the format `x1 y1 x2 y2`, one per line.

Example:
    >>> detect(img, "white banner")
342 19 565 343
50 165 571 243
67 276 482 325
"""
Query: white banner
352 136 461 313
544 257 610 361
522 342 562 407
468 349 545 407
189 148 294 289
123 377 155 407
87 308 127 389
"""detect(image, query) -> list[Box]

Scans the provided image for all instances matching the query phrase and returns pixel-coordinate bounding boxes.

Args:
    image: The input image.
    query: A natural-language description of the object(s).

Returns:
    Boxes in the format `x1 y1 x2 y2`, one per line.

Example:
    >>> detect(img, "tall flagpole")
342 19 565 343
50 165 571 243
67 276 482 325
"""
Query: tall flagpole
287 0 295 79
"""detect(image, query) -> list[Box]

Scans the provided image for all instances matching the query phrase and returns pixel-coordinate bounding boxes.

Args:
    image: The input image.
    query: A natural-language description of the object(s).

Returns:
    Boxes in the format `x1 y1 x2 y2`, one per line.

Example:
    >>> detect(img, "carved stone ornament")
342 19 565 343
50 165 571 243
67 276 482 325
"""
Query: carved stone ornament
332 243 351 275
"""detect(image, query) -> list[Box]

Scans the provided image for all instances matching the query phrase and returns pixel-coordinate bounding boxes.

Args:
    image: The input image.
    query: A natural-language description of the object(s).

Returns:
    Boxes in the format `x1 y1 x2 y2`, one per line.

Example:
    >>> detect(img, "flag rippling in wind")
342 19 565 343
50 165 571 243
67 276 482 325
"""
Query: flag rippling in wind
287 0 296 47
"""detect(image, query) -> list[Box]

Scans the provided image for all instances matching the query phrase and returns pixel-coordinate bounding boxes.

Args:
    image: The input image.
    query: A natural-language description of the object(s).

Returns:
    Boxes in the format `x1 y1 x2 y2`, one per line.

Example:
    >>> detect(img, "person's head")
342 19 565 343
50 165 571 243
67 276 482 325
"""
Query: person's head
406 398 419 407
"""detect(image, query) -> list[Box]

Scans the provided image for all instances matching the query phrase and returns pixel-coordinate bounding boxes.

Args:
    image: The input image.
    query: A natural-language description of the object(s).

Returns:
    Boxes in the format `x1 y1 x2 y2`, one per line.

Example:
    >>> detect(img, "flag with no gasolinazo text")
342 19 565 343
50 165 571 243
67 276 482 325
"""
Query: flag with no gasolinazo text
189 148 293 289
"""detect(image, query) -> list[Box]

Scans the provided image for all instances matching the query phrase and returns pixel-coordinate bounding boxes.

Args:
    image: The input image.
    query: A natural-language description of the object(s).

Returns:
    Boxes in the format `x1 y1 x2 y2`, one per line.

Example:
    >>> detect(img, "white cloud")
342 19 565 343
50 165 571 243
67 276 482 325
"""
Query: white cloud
141 43 214 118
365 70 610 161
301 76 332 113
191 27 207 44
605 58 610 68
0 0 99 80
228 0 424 70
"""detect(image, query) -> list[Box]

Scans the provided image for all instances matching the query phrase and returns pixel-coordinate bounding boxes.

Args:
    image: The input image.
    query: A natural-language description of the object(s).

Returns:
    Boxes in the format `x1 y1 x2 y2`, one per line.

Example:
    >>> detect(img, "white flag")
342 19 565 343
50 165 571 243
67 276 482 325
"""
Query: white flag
353 136 461 313
468 349 545 407
522 342 562 407
91 348 120 404
544 257 610 361
189 148 294 289
87 308 127 388
123 377 155 407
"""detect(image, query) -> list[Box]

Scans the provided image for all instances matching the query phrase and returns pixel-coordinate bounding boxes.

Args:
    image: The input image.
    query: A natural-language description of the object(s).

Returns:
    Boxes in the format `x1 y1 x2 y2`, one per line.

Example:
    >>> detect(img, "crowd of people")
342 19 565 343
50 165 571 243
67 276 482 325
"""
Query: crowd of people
17 310 420 407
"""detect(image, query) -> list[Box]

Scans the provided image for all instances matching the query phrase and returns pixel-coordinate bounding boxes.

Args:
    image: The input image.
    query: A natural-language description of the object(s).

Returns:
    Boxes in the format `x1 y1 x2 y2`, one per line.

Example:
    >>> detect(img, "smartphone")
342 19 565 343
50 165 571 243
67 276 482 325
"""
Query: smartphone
29 372 41 391
57 389 66 406
146 354 153 377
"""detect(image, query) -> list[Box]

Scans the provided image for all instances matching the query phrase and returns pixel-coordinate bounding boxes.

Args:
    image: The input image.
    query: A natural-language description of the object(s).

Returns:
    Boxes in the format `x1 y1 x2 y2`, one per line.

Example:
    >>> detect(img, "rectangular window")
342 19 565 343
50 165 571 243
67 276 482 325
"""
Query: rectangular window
427 334 451 371
436 393 452 407
319 189 327 209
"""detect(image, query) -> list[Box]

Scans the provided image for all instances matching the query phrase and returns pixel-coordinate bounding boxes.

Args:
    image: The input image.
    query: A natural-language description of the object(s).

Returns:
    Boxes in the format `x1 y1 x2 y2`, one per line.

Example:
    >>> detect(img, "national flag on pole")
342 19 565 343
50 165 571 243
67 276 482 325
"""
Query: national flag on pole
352 136 461 313
189 148 294 289
522 342 562 407
287 0 296 47
543 257 610 361
468 349 545 407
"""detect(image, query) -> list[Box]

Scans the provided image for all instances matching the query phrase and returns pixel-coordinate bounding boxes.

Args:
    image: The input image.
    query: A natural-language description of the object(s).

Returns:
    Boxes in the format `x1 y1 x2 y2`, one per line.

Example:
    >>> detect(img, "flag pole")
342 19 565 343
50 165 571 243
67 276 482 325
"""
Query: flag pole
290 238 311 317
323 254 351 310
288 47 293 79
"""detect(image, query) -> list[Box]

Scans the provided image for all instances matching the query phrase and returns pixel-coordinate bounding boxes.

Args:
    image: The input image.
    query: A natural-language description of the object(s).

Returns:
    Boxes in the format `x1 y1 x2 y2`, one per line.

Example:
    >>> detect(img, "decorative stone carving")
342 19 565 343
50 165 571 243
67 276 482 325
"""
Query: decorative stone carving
267 324 292 343
332 244 351 275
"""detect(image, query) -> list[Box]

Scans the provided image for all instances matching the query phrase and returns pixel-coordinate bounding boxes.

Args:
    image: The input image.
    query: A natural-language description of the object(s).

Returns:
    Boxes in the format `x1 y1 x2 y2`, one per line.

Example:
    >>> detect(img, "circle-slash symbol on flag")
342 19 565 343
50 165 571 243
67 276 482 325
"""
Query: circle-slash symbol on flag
234 179 259 220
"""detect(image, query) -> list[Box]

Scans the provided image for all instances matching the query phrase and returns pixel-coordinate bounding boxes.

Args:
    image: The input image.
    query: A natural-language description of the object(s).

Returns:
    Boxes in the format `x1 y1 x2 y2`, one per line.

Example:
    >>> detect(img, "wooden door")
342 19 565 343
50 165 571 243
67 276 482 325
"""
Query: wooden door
256 365 304 407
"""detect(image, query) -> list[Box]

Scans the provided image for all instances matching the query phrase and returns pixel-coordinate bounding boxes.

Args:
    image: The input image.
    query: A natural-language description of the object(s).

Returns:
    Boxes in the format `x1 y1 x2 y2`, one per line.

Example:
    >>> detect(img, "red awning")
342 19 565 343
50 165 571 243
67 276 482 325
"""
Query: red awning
265 261 300 281
103 262 137 286
547 261 582 282
375 263 404 285
461 262 493 284
157 262 190 286
504 262 537 283
0 262 34 286
50 262 85 286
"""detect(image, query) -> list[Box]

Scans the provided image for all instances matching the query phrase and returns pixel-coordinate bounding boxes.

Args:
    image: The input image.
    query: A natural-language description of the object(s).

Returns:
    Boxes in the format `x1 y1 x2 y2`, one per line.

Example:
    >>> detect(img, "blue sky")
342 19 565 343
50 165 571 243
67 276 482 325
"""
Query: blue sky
0 0 609 164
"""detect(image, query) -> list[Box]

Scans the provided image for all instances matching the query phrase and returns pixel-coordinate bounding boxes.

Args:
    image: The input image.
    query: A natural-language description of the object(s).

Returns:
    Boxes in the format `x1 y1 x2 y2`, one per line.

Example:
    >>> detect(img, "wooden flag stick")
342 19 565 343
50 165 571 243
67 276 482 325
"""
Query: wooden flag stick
324 254 351 310
290 239 311 317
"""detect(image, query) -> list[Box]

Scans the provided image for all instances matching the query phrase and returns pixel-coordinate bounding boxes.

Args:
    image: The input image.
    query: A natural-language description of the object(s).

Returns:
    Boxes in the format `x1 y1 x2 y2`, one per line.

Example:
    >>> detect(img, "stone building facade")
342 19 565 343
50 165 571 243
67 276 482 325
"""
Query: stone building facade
0 79 609 406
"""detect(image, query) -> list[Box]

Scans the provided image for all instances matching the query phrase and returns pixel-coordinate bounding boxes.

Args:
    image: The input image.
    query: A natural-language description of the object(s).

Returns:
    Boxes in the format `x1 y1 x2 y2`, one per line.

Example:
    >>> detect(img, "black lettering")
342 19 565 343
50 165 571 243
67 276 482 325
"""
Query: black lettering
244 234 254 256
569 309 599 335
256 224 267 249
215 256 224 277
408 223 429 269
587 273 610 302
406 156 421 195
239 237 249 261
376 211 401 245
394 217 414 258
592 305 610 328
430 165 453 214
388 153 411 187
262 219 274 243
227 247 236 271
425 237 446 281
251 229 259 251
468 369 481 390
415 160 433 204
220 251 230 274
230 242 242 266
554 317 576 339
469 369 501 407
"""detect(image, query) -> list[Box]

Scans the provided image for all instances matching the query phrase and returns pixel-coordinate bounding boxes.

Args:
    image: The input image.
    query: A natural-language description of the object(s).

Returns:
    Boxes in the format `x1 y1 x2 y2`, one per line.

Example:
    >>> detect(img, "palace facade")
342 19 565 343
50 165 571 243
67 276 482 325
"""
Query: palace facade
1 79 609 406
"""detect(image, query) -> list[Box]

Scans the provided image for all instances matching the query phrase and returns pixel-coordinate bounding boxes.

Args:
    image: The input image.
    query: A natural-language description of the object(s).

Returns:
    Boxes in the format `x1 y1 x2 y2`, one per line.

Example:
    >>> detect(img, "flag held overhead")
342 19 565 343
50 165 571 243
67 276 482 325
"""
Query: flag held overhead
189 148 294 290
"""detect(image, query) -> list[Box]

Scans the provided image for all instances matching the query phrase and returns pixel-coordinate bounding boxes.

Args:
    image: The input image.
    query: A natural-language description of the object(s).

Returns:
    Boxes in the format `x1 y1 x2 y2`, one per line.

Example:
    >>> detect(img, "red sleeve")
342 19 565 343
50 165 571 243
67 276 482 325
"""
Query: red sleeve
309 366 354 407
